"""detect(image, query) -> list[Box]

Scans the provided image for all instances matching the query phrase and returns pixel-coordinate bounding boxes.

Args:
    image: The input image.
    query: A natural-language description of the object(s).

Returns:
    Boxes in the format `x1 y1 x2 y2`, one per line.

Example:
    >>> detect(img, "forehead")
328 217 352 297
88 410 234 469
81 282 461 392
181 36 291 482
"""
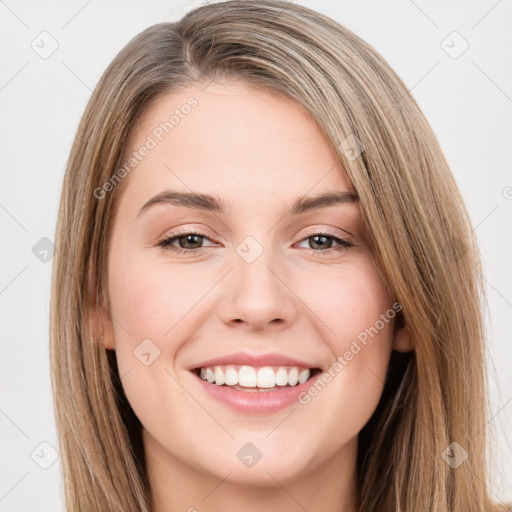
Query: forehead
120 80 353 209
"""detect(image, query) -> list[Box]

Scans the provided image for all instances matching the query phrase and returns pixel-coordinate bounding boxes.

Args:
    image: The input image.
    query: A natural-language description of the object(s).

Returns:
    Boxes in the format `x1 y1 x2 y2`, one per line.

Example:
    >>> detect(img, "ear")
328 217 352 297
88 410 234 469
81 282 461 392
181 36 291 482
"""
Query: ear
392 311 413 353
88 266 116 350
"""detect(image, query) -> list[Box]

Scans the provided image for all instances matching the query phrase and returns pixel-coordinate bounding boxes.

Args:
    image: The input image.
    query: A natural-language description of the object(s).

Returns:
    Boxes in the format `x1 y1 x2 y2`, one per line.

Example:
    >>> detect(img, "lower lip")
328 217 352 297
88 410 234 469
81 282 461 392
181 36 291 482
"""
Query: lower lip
191 371 322 414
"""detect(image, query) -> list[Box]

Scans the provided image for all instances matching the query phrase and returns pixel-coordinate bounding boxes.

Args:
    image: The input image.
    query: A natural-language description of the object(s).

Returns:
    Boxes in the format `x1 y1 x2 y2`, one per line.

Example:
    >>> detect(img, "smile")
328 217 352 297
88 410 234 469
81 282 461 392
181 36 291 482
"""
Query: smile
192 364 322 390
190 365 323 414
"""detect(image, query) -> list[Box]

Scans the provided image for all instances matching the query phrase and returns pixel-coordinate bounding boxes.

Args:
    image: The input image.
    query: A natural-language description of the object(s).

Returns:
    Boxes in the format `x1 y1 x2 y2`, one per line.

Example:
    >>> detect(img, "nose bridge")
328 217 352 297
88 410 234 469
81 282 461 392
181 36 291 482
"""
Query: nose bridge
234 234 283 302
219 233 297 329
235 235 277 288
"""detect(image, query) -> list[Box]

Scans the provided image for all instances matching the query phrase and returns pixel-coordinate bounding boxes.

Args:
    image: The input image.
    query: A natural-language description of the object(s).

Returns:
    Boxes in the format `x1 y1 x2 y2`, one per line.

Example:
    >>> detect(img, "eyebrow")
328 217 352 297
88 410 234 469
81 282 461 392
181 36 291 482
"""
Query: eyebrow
137 189 358 217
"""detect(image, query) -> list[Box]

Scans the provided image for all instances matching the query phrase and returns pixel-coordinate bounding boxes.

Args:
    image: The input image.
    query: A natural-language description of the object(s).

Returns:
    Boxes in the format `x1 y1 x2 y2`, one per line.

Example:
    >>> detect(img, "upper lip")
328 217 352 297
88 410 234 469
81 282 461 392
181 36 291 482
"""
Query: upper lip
190 351 322 370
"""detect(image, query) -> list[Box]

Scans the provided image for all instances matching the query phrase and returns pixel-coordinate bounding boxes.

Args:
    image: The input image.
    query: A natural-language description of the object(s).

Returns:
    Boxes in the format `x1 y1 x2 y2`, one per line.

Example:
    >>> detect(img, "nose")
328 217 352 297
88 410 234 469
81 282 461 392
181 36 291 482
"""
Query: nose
217 245 299 332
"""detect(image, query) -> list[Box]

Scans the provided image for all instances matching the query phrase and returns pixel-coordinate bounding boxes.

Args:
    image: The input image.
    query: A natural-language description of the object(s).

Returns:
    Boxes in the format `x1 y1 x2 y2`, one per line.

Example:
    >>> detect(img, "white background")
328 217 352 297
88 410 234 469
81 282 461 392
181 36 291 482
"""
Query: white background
0 0 511 510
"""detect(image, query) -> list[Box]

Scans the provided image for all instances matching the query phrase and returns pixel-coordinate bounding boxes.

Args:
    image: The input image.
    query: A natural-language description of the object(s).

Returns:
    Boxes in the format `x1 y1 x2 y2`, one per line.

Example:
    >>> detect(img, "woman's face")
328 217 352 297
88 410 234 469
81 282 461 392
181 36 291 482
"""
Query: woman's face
97 80 409 496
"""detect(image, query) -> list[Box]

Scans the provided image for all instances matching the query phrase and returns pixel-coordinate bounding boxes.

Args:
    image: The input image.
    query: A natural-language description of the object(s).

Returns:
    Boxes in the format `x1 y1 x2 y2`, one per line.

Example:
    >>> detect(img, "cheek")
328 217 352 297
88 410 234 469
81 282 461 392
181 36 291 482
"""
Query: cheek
108 251 201 343
105 255 193 425
300 256 393 352
295 258 394 431
106 252 223 396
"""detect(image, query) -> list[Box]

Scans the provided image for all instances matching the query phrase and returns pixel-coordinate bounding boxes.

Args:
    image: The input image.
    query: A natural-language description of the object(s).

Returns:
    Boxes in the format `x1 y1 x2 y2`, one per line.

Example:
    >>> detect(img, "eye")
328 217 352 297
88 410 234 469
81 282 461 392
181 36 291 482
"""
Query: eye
157 230 217 254
157 229 354 255
296 231 353 253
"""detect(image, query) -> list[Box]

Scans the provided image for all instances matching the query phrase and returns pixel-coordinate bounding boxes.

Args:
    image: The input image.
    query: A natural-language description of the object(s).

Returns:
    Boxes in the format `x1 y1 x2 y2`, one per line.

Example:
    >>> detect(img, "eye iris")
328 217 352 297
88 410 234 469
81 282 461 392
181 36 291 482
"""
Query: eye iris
310 235 332 250
167 233 344 251
179 234 202 249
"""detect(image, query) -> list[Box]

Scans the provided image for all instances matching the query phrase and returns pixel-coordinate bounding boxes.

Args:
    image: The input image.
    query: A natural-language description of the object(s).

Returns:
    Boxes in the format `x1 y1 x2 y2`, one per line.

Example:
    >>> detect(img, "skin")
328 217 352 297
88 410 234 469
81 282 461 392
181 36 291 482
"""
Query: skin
93 79 411 512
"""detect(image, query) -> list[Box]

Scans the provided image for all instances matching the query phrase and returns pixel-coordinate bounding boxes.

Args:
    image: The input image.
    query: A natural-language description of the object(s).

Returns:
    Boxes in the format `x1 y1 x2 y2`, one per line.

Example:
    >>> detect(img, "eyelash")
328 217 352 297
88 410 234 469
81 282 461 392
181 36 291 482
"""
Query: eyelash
157 228 354 255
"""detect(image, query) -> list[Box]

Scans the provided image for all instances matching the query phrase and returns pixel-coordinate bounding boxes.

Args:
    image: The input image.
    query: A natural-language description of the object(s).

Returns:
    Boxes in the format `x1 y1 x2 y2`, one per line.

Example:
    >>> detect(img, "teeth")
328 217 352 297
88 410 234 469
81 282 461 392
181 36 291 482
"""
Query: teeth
196 364 313 389
298 368 310 384
224 366 238 386
288 367 299 386
239 366 256 387
214 366 225 386
256 367 276 388
275 367 288 386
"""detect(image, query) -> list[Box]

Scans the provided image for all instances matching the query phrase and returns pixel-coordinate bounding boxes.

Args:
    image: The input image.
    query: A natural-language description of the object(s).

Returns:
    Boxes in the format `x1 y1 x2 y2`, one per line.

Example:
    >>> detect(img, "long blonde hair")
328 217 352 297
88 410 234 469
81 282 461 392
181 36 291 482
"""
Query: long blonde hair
50 1 507 510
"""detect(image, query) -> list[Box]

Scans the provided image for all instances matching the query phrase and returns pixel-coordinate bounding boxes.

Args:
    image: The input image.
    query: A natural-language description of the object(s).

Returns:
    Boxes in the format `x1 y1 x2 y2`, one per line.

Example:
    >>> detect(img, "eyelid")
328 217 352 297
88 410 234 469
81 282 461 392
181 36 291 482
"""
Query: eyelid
157 225 353 246
298 226 354 243
156 226 356 260
156 226 219 245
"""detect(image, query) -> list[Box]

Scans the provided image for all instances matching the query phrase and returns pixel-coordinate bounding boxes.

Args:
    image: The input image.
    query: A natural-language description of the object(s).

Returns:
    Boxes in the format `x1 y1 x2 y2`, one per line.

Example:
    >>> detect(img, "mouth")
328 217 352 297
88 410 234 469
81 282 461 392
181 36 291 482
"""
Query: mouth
190 364 323 392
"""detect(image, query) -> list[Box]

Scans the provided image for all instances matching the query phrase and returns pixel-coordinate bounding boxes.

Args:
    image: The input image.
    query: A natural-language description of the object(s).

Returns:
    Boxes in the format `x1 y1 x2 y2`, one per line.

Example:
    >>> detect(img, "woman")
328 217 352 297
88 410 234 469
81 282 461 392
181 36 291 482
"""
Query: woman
50 1 509 510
